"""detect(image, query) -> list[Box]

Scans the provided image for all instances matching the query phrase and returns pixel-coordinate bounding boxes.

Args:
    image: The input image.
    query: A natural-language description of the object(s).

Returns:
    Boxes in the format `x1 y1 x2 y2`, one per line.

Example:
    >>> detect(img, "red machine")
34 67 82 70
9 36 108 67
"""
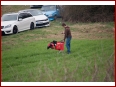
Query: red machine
47 40 64 51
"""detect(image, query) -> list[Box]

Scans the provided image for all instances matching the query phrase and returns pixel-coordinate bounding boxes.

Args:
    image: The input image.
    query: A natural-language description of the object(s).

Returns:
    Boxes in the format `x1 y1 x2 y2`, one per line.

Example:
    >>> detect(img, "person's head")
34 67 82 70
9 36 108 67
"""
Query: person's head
62 23 66 27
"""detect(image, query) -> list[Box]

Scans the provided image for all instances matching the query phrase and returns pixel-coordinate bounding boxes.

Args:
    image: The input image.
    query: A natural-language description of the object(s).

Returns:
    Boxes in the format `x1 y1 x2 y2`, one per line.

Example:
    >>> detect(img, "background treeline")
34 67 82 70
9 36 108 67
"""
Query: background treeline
61 5 114 22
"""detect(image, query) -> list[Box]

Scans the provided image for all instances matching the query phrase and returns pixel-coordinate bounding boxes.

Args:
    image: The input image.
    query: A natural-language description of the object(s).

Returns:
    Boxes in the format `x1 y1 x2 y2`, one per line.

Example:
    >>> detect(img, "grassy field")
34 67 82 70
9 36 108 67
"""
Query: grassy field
1 5 115 82
1 5 30 15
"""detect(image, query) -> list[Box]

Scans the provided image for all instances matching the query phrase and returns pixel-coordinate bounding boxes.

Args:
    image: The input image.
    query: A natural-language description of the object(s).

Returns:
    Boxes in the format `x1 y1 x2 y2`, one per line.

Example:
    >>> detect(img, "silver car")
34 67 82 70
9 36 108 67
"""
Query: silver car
19 9 50 28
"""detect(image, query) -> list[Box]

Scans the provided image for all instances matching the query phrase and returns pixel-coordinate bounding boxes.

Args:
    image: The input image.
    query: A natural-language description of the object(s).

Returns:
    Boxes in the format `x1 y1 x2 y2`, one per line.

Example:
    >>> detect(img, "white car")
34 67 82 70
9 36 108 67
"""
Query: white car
19 9 50 27
1 12 36 35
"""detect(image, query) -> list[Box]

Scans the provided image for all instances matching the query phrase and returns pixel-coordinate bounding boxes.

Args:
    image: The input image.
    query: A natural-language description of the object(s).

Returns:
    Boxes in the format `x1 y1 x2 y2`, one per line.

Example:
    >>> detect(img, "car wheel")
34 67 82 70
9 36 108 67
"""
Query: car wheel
30 22 35 30
2 31 5 36
13 26 18 34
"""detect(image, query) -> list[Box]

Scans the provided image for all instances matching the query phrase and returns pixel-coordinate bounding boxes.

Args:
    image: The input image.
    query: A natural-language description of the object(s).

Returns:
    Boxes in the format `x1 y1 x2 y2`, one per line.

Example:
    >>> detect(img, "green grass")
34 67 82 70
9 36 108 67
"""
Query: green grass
1 5 30 15
2 24 114 81
2 38 114 82
1 5 114 82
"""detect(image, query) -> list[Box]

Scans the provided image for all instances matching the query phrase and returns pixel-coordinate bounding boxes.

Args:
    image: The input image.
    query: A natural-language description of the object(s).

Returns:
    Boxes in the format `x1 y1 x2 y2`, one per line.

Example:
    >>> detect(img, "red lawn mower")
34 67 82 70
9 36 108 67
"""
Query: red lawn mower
47 40 64 51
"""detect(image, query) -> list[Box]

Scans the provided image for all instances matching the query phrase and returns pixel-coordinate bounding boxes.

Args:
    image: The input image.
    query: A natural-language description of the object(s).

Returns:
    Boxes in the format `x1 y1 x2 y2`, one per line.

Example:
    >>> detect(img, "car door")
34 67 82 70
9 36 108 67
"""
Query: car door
24 13 35 30
23 13 30 30
18 13 27 31
22 13 31 30
26 13 33 29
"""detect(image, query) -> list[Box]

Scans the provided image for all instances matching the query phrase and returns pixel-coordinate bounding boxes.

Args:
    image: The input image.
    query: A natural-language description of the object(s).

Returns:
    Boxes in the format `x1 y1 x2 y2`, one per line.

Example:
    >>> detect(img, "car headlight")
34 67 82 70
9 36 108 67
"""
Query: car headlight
4 24 11 28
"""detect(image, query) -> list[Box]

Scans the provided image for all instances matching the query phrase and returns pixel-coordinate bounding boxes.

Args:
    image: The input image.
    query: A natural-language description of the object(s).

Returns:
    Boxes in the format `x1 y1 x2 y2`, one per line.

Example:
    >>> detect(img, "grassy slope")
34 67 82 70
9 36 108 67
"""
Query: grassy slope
2 39 114 82
1 5 30 15
1 5 115 82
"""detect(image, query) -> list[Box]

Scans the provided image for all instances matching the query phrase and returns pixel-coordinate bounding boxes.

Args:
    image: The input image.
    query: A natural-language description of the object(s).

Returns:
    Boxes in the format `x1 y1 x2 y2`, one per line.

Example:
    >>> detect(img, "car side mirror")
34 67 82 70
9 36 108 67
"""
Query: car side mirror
18 18 23 21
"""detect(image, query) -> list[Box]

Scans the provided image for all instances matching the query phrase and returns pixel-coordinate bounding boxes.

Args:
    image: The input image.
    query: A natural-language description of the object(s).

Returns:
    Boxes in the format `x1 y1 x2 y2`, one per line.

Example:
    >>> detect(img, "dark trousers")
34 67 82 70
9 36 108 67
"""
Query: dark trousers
66 37 72 53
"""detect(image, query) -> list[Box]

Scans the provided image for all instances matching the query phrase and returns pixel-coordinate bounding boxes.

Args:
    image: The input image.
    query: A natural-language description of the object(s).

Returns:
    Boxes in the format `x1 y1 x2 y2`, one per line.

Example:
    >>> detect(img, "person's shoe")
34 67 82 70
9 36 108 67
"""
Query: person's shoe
67 52 71 54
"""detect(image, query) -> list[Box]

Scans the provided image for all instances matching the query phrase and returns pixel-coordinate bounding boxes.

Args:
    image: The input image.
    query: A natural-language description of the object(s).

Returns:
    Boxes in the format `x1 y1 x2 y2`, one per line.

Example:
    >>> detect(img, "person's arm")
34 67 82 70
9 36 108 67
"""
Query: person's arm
64 28 67 41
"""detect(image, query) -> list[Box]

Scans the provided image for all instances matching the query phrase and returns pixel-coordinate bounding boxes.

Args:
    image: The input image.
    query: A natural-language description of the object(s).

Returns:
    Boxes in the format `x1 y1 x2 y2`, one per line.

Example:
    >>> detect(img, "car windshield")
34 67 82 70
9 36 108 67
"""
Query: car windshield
2 14 17 21
41 5 56 11
27 10 43 16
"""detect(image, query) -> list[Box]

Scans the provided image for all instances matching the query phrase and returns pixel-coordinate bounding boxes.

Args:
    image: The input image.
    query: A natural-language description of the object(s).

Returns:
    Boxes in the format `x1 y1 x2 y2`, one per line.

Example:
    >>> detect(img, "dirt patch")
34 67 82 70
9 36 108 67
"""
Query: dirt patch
69 23 114 40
